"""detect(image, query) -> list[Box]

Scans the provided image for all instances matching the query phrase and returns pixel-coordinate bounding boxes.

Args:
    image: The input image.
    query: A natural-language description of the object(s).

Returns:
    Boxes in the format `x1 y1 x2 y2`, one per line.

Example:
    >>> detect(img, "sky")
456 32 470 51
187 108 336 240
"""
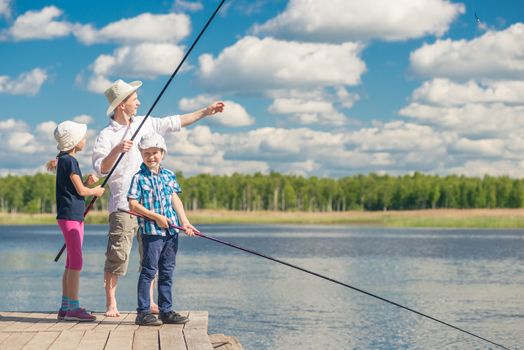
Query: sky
0 0 523 178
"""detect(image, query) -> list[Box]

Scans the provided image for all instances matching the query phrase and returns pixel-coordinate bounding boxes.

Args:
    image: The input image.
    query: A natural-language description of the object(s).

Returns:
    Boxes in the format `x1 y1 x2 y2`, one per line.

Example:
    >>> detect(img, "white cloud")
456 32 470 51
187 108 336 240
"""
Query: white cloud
343 122 447 171
446 160 524 178
0 118 96 172
85 43 185 91
7 131 36 153
0 118 28 130
151 122 524 177
82 74 112 94
0 0 11 19
73 114 94 124
35 121 57 138
1 116 523 177
336 87 360 109
253 0 464 42
74 13 191 45
173 0 203 13
197 36 366 92
0 68 48 95
401 77 524 139
411 78 524 106
179 95 255 126
410 23 524 80
0 119 49 154
268 97 347 125
450 138 506 158
399 102 524 138
8 6 73 40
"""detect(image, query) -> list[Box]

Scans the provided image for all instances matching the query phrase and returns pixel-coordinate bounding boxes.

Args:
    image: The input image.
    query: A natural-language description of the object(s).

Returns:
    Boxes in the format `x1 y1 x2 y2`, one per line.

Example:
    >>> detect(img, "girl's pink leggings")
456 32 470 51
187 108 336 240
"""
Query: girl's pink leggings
57 219 84 271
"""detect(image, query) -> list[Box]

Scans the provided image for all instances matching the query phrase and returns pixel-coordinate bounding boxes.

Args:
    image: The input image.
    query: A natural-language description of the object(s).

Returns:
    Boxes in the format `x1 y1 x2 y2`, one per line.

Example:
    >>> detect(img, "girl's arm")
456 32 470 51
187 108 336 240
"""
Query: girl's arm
172 192 196 236
128 199 170 229
70 174 105 197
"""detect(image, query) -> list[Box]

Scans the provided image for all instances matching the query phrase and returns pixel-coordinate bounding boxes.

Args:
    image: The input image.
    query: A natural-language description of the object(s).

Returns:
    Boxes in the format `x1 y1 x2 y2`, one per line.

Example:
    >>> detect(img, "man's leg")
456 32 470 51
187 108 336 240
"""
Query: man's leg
104 271 120 317
104 212 137 317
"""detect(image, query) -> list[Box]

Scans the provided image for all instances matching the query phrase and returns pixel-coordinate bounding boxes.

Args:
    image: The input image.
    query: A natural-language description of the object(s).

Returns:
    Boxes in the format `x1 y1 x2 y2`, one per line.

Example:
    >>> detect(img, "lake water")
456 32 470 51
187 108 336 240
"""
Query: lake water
0 224 522 349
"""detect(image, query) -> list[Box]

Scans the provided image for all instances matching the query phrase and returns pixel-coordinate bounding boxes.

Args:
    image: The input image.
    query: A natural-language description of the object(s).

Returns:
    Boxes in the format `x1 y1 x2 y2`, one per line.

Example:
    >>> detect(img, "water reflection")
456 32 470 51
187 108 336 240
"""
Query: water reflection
0 225 522 349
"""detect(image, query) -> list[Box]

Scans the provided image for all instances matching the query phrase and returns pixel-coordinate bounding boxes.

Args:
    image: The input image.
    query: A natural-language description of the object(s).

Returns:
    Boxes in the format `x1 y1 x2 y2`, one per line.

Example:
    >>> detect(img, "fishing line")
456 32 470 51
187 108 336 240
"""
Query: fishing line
53 0 227 262
119 208 512 350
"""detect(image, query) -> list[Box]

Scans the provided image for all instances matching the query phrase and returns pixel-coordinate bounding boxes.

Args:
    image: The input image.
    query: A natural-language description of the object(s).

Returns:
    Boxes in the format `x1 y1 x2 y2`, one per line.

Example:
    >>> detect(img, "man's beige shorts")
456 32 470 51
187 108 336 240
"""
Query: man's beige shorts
104 211 138 276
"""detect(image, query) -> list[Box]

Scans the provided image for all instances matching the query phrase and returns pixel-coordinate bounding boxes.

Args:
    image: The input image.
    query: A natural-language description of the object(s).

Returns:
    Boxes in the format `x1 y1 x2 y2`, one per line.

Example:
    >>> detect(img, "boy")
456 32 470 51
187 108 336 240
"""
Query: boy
128 132 196 326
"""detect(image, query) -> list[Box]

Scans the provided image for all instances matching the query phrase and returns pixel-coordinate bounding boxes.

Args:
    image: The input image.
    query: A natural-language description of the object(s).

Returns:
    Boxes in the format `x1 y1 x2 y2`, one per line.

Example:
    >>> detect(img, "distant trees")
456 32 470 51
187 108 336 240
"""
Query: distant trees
0 171 523 213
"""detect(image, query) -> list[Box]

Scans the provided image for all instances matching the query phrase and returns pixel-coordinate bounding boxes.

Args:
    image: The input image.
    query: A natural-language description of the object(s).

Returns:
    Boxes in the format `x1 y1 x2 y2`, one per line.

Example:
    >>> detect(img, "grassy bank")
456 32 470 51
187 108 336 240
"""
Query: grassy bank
0 209 523 228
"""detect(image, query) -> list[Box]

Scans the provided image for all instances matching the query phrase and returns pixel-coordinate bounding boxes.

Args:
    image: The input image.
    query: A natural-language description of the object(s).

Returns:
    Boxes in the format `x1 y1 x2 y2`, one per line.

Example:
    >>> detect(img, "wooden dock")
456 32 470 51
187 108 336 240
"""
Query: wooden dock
0 311 243 350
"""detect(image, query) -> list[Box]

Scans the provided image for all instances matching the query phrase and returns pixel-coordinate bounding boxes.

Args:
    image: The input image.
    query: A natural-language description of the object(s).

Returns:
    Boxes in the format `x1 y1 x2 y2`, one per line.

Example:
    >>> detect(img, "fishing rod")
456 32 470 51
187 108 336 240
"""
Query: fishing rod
53 0 227 262
119 208 511 350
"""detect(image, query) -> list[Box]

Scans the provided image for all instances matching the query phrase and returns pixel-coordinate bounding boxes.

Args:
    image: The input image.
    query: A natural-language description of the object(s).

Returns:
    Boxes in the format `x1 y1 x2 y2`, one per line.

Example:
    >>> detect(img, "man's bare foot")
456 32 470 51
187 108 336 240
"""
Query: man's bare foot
151 303 159 315
105 305 121 317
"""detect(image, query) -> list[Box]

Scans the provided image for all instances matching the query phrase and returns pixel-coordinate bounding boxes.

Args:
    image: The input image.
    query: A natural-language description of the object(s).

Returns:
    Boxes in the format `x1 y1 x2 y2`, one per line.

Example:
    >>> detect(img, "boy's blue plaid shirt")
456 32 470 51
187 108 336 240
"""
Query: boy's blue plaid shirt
128 163 181 236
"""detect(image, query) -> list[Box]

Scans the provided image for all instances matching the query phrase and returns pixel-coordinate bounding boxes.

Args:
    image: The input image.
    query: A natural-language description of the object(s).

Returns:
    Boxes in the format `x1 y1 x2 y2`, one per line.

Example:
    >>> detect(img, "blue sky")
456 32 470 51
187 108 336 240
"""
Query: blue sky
0 0 523 177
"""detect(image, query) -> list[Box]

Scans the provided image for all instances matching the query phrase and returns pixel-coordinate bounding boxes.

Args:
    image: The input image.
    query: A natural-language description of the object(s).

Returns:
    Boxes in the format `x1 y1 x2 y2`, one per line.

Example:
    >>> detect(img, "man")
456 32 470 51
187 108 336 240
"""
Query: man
92 79 224 317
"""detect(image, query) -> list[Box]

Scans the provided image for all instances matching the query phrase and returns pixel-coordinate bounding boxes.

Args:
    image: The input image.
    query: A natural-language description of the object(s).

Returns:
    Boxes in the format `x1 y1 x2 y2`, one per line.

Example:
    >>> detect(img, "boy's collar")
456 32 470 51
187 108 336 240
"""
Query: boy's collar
140 162 162 175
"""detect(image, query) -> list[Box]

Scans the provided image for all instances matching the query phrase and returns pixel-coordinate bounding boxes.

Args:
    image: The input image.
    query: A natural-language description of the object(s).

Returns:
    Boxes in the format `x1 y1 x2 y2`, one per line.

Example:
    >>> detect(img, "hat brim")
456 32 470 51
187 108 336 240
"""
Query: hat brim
106 80 142 116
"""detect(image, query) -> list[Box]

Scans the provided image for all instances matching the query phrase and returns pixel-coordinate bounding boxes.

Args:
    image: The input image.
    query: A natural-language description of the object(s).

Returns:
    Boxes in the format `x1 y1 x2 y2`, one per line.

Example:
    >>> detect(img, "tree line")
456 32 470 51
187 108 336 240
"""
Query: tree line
0 172 523 214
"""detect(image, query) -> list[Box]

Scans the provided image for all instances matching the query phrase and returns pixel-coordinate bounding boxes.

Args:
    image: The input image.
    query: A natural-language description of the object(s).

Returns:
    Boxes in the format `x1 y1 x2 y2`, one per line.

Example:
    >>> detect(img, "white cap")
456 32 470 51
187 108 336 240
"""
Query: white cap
104 79 142 116
54 121 87 152
138 133 167 153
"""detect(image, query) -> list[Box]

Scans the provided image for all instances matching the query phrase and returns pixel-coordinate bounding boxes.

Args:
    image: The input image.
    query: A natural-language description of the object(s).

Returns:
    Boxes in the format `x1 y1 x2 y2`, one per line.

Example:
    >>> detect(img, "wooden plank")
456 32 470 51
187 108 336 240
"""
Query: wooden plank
0 312 26 331
47 330 85 350
209 334 229 349
46 319 78 331
209 334 244 350
24 313 61 332
184 328 213 350
159 327 186 350
3 313 50 332
92 313 128 331
0 332 11 344
185 311 208 330
114 313 139 331
104 330 134 350
76 330 110 350
69 313 104 331
0 332 37 350
20 331 61 350
132 328 159 350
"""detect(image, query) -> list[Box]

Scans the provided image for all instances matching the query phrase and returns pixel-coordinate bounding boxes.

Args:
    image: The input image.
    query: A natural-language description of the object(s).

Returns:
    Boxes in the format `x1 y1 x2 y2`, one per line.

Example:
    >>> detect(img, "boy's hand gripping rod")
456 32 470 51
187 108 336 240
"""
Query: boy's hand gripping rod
53 0 226 263
118 208 511 350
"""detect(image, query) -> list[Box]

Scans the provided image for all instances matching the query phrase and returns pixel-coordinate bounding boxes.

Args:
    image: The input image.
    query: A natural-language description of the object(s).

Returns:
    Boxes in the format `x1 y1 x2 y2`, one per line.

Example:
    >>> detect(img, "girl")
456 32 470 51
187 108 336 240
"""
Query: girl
48 121 105 321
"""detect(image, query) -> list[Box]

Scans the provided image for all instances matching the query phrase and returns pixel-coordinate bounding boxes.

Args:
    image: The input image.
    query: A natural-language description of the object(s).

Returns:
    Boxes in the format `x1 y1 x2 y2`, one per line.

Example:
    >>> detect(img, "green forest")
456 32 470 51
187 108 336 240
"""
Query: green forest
0 172 523 213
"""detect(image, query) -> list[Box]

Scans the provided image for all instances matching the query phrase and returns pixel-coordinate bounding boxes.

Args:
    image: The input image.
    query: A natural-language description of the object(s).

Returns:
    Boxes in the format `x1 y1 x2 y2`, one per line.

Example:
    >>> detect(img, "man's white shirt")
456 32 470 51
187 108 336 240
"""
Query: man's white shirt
92 115 181 213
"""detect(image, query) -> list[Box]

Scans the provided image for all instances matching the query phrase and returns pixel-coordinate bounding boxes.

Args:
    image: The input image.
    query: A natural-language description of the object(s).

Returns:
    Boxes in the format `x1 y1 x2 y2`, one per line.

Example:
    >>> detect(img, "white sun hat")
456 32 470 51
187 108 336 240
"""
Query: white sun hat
54 121 87 151
138 133 167 154
104 79 142 116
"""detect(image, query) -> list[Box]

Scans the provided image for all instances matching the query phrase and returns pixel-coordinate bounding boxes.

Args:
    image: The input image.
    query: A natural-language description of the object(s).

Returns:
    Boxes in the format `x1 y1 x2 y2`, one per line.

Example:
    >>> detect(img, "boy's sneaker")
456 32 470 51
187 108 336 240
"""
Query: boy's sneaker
160 311 189 324
57 309 67 320
135 313 162 326
64 308 96 322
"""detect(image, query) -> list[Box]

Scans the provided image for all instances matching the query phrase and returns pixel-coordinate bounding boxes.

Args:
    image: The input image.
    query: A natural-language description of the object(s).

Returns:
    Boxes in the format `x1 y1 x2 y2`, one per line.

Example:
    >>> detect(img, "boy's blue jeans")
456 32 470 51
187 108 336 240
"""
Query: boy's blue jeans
137 233 178 314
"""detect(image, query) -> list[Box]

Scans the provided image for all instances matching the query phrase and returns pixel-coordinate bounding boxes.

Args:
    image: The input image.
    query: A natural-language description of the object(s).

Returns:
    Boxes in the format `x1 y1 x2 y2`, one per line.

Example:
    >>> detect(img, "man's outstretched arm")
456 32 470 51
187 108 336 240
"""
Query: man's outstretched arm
180 101 224 127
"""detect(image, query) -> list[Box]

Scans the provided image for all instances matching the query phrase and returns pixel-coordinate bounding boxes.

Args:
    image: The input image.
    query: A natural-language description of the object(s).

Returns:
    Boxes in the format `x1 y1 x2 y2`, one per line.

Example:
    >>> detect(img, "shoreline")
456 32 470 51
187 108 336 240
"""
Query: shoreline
0 208 523 228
